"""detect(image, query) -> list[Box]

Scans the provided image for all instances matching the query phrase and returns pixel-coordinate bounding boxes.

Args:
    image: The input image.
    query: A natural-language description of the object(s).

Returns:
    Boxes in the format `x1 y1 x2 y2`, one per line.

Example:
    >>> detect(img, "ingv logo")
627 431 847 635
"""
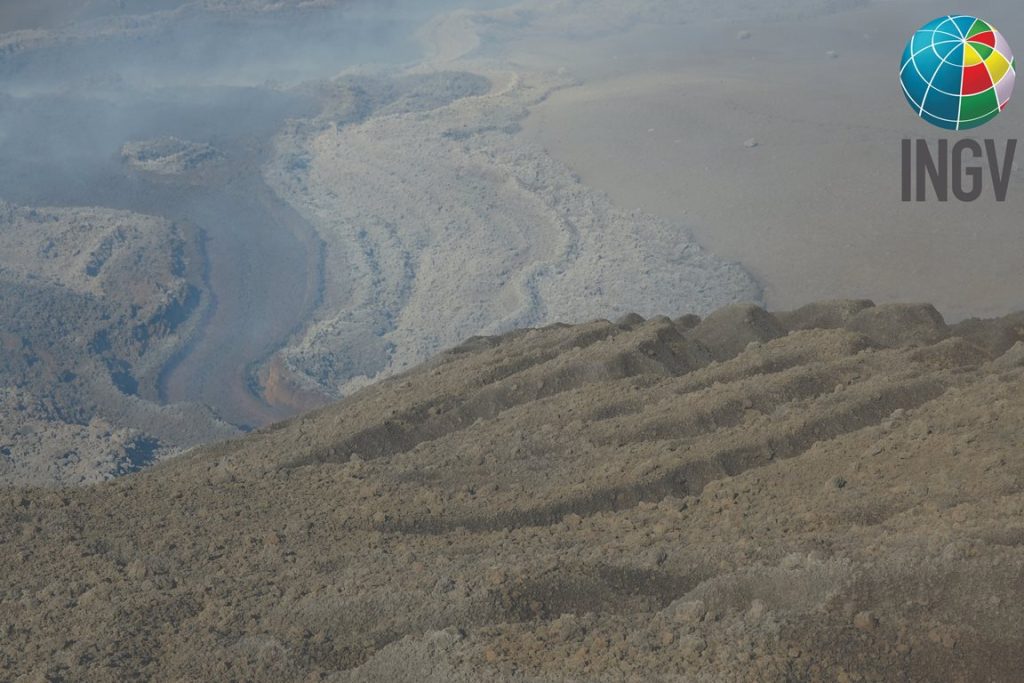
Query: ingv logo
899 15 1017 201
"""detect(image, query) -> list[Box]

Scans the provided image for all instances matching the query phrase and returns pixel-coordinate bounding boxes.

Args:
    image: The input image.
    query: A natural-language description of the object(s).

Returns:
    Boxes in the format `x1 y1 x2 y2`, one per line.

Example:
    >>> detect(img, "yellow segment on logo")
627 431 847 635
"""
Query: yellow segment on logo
987 51 1011 82
964 44 984 66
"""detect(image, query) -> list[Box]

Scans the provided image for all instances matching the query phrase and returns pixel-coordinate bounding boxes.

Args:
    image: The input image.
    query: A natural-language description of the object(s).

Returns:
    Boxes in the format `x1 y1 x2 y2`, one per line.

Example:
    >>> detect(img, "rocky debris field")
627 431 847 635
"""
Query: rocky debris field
3 299 1023 681
121 138 223 177
0 388 160 487
0 203 237 486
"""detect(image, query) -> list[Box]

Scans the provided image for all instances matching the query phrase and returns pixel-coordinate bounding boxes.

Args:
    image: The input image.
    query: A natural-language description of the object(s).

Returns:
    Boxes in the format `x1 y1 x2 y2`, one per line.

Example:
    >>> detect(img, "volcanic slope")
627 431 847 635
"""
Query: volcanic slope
3 300 1024 681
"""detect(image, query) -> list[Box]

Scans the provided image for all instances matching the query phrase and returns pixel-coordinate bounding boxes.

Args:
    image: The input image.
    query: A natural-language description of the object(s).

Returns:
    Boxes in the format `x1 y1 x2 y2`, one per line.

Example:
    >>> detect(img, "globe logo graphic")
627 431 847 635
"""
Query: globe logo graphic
900 16 1016 130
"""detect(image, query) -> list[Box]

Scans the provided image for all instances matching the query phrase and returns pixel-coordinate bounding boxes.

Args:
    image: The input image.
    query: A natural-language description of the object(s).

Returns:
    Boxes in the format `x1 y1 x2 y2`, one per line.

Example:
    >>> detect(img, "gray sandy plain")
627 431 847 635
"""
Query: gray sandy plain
518 0 1024 320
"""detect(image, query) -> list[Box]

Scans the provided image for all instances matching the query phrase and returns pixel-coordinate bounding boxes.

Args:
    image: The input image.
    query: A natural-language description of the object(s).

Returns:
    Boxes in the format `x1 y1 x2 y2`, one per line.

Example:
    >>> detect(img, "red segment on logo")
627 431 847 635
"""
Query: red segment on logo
962 62 994 95
968 31 996 48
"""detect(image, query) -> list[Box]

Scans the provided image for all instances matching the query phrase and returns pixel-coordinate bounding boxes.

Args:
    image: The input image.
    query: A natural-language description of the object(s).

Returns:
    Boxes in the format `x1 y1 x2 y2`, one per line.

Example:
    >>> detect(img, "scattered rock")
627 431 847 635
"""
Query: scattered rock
853 611 877 631
125 559 149 581
680 635 707 659
992 341 1024 371
775 299 875 332
687 304 785 361
672 600 707 625
844 303 949 348
747 599 768 622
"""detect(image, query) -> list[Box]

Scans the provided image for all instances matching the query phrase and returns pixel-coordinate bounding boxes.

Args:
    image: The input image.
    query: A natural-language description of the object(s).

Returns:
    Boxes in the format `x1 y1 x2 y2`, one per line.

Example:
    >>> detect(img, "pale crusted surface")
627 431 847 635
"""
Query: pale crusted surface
0 202 184 302
2 301 1023 681
258 0 876 398
265 67 759 396
418 0 865 64
0 388 166 488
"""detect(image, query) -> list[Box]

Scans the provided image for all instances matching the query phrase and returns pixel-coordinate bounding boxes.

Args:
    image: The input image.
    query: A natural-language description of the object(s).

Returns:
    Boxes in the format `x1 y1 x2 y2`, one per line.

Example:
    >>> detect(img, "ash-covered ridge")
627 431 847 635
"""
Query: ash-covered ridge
3 299 1024 680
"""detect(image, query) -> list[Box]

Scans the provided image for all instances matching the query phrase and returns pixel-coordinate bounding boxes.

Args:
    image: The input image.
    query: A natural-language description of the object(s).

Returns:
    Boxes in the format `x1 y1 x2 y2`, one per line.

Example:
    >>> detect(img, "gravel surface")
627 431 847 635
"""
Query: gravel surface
3 300 1023 680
